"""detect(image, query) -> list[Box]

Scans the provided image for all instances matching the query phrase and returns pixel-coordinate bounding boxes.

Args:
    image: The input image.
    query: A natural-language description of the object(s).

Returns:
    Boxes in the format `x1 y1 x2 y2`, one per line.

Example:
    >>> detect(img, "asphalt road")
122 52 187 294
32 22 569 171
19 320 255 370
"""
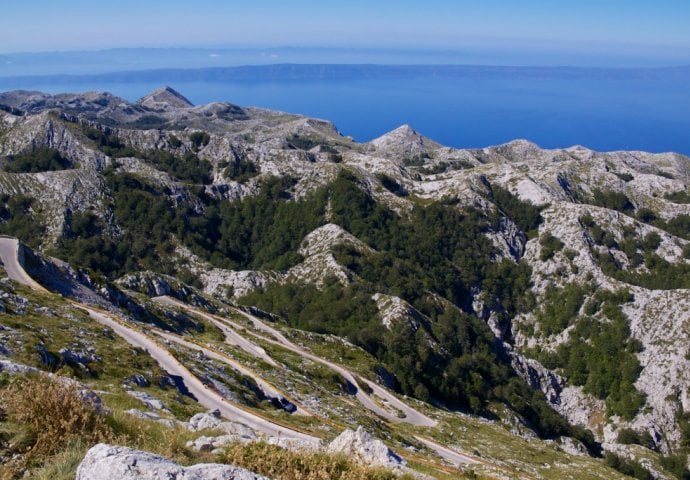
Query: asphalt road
164 296 437 427
84 308 319 444
154 329 311 416
154 296 279 367
0 237 50 293
0 237 484 467
0 239 319 446
414 435 480 466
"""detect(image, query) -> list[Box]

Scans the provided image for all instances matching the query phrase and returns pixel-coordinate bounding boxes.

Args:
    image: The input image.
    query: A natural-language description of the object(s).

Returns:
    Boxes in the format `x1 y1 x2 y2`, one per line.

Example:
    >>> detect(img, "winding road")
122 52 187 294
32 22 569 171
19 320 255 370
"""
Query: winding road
153 329 311 416
0 236 484 468
157 295 437 428
154 296 278 367
0 237 50 293
0 238 319 446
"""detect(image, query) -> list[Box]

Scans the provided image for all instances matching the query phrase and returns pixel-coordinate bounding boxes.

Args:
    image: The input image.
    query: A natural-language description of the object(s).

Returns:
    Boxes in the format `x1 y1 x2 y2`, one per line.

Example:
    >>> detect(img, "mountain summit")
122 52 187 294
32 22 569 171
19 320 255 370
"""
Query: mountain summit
137 86 194 109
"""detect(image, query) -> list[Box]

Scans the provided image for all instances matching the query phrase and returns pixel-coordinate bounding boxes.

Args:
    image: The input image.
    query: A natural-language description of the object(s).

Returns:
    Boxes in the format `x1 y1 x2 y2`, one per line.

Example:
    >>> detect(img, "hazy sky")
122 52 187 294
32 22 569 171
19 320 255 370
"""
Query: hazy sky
1 0 689 65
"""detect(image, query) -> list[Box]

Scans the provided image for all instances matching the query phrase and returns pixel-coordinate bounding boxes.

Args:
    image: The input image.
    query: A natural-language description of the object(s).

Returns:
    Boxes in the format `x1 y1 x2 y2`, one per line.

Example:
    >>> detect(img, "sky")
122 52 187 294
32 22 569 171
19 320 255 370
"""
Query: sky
1 0 689 66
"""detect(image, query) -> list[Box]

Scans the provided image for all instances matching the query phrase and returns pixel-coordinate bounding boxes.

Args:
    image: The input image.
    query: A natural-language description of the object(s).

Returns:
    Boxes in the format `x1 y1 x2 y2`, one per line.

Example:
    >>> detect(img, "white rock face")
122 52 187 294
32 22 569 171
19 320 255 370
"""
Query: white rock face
327 426 406 470
76 443 268 480
126 390 169 412
368 124 441 163
188 412 257 439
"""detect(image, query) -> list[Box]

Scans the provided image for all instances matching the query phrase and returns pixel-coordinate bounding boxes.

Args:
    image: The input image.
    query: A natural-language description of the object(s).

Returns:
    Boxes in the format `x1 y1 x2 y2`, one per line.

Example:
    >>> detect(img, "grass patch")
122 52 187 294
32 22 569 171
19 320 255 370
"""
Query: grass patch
222 441 415 480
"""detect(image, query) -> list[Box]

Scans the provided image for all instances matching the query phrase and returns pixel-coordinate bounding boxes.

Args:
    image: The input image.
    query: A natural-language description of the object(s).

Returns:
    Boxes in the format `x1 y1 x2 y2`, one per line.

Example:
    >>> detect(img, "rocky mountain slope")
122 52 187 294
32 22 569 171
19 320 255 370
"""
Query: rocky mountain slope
0 87 689 479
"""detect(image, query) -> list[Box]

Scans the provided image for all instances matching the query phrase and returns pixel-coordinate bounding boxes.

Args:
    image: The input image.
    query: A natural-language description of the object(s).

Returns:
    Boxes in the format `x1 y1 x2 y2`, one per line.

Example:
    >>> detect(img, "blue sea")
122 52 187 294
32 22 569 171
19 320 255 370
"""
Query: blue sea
2 65 689 155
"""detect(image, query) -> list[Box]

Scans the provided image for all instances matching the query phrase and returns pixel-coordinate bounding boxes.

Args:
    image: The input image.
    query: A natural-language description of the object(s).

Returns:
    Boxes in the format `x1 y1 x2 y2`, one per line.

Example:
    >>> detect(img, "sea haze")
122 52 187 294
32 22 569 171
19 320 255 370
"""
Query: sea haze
1 64 688 155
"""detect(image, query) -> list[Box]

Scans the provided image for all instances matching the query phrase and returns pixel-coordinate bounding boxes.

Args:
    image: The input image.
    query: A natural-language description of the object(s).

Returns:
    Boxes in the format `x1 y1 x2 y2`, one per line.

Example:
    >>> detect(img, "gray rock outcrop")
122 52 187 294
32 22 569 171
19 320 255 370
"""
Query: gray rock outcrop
76 443 268 480
327 426 406 470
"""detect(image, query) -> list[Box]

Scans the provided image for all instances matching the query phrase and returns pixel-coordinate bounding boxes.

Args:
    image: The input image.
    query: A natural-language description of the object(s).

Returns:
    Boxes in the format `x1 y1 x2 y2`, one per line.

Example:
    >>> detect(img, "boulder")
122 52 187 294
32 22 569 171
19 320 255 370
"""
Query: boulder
76 443 269 480
188 412 257 440
126 390 169 411
327 426 406 470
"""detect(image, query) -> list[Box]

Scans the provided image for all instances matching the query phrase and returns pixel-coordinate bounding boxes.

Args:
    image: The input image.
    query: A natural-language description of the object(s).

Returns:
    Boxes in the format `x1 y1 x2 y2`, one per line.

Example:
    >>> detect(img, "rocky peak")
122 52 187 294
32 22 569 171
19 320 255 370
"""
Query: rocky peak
368 124 440 162
137 86 194 109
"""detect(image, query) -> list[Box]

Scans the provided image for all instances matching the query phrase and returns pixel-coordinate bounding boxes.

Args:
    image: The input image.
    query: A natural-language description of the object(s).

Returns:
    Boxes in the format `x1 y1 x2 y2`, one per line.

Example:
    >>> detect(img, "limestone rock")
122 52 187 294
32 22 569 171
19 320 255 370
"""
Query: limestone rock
327 426 406 470
126 390 169 411
75 443 268 480
138 86 194 110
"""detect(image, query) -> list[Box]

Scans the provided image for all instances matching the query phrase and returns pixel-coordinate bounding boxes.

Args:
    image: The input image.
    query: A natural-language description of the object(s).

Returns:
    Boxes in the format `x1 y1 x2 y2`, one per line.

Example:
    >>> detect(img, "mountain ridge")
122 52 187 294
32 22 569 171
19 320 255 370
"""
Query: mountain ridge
0 88 689 479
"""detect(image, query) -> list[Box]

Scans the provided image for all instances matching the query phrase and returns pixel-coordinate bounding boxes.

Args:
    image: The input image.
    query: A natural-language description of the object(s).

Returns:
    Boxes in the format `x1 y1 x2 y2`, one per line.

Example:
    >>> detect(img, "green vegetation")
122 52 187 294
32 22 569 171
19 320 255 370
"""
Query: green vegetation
83 126 212 182
83 126 137 158
243 278 380 348
376 173 407 197
245 172 593 447
665 190 690 204
534 282 592 337
582 214 690 289
617 428 655 450
418 160 474 175
54 173 327 278
180 176 327 271
222 157 259 183
140 150 212 184
189 131 210 150
659 455 690 480
0 194 45 248
538 289 645 419
487 184 543 237
401 153 430 167
539 232 564 261
613 172 635 182
604 452 652 480
592 189 634 213
286 134 320 151
222 442 415 480
167 134 182 148
3 147 71 173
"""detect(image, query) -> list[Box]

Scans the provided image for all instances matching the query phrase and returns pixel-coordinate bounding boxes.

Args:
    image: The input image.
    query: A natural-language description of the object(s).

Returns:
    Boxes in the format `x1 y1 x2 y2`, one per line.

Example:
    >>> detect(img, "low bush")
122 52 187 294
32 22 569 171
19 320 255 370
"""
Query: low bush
539 232 564 261
3 147 71 173
223 441 414 480
0 376 113 473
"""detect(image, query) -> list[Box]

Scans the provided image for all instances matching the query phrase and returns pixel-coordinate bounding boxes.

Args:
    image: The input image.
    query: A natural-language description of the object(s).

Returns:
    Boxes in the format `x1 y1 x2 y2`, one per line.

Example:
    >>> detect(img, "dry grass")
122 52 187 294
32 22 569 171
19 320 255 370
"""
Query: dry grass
222 441 416 480
0 376 420 480
0 376 113 477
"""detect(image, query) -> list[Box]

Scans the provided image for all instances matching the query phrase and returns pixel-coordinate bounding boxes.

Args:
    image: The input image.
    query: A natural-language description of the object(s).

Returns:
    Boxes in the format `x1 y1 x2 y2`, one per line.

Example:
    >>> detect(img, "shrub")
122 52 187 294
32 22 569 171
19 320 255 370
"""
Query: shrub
224 158 259 183
286 134 319 151
604 452 652 480
376 173 407 197
617 428 655 450
539 232 564 261
614 172 634 182
222 441 414 480
592 189 634 213
0 193 45 248
659 455 690 480
83 126 137 158
167 134 182 148
665 190 690 204
1 377 112 462
489 184 543 237
189 131 210 149
3 147 71 173
637 208 658 223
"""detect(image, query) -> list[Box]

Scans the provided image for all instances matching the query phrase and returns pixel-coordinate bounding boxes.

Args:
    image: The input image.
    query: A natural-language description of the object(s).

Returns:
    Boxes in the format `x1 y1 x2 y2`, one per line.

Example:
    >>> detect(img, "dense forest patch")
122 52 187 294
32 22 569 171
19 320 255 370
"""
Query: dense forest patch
2 147 71 173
